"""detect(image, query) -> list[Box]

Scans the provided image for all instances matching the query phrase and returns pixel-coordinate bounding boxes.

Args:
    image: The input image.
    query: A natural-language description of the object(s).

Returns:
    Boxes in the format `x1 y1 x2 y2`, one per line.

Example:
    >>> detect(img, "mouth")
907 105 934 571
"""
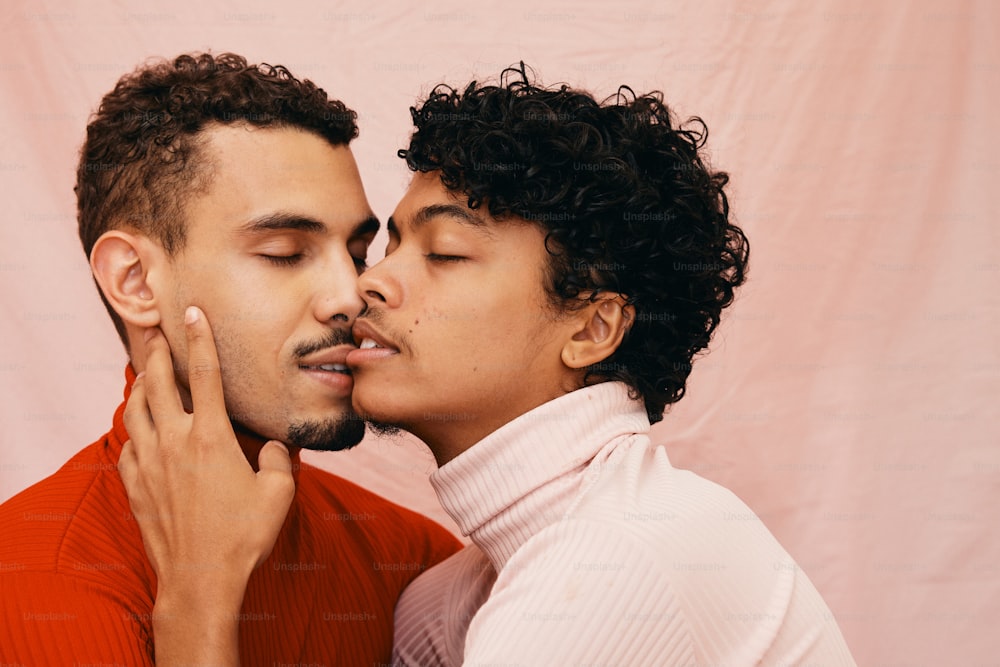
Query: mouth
296 345 356 395
352 319 400 352
347 319 400 366
358 338 389 351
297 362 352 374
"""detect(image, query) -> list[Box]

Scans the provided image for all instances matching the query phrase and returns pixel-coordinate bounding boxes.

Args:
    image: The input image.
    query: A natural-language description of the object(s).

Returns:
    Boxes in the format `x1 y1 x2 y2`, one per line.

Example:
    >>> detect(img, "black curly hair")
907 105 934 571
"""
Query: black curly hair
399 64 749 423
76 52 358 348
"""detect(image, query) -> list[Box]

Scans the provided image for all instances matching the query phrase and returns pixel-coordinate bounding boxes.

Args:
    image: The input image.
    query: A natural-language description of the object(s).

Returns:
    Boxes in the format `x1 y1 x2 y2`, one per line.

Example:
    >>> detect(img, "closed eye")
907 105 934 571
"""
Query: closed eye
261 254 304 266
426 253 466 263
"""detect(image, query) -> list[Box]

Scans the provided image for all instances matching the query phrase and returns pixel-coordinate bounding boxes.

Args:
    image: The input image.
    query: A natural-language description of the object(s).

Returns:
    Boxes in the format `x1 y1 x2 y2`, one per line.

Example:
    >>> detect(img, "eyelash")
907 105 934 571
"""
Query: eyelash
426 253 465 263
263 254 368 270
262 254 303 266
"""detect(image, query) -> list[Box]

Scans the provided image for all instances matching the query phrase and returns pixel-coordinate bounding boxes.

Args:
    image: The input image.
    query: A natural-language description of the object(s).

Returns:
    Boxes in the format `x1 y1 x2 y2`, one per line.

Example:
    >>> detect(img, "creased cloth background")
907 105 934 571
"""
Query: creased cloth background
1 1 996 664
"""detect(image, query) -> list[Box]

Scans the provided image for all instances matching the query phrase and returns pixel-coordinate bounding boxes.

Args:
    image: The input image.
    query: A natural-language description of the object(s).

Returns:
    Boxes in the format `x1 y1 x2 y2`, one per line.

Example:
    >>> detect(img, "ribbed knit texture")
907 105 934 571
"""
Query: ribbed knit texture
392 382 856 666
0 366 462 666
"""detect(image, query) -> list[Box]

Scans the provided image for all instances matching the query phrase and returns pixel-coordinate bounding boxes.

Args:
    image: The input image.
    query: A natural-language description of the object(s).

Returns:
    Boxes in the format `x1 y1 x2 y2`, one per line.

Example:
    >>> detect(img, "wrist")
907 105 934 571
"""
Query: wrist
154 570 250 623
152 592 242 667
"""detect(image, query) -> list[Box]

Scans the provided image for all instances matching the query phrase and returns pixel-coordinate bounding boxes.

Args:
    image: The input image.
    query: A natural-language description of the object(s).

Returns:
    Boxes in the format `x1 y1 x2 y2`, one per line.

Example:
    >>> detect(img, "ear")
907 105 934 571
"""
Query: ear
90 230 165 329
561 294 635 370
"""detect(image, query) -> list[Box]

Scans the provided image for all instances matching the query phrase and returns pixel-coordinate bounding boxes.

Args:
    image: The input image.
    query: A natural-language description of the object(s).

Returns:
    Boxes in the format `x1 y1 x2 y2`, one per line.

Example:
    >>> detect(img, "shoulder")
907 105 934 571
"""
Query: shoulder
0 440 155 646
463 522 698 666
489 443 796 622
0 569 154 663
394 546 495 667
489 449 853 664
398 546 495 619
476 518 851 666
0 442 131 559
573 442 790 567
0 439 141 568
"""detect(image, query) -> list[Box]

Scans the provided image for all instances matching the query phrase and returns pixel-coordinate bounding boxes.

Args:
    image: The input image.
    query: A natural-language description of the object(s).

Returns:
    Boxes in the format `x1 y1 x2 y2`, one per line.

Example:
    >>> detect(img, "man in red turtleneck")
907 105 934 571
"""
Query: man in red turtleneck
0 52 460 666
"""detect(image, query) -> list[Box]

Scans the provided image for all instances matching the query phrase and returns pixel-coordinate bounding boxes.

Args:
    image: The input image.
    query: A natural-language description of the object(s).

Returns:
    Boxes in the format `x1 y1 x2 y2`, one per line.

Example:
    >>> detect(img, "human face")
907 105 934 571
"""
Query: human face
159 124 377 451
347 172 581 464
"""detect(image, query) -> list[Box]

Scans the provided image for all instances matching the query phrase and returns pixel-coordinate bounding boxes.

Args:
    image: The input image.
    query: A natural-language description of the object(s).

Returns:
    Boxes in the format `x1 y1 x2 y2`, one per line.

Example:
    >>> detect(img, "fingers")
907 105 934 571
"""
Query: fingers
257 441 295 513
183 306 227 426
143 327 184 417
118 439 138 492
253 441 296 567
123 371 155 455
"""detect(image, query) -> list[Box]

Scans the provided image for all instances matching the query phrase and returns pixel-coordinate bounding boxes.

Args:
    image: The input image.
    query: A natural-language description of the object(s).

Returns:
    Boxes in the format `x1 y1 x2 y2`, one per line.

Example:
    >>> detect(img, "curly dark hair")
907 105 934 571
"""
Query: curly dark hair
76 52 358 348
400 64 749 423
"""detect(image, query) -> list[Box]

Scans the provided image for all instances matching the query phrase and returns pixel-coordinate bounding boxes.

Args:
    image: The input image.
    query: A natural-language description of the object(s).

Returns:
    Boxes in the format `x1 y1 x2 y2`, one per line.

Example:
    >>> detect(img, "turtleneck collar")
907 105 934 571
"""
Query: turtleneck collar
429 382 649 571
106 364 138 455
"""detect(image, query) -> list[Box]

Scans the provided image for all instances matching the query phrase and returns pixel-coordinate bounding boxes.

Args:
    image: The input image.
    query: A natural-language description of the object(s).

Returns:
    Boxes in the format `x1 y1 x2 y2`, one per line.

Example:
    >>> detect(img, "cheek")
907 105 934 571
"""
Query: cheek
201 314 276 377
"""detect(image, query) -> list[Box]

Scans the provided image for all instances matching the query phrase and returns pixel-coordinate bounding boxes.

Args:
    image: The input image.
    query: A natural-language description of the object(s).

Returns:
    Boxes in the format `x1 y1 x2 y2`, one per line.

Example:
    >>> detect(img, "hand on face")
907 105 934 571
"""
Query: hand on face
118 306 295 616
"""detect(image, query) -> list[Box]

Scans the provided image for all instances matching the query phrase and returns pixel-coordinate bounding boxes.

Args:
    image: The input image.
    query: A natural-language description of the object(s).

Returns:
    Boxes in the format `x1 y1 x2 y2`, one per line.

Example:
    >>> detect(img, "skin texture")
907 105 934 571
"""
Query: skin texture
347 172 587 464
94 124 379 461
160 125 376 452
108 125 379 666
119 171 633 665
121 314 295 667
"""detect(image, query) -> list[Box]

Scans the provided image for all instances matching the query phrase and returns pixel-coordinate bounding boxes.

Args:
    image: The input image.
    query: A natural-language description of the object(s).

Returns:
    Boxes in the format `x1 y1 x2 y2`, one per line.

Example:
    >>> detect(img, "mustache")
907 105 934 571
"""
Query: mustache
293 327 355 358
356 308 408 352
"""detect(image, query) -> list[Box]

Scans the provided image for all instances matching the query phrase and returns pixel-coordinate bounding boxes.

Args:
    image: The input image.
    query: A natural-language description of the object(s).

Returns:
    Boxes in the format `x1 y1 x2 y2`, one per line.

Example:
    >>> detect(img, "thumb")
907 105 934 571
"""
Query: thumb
258 440 292 474
257 441 295 506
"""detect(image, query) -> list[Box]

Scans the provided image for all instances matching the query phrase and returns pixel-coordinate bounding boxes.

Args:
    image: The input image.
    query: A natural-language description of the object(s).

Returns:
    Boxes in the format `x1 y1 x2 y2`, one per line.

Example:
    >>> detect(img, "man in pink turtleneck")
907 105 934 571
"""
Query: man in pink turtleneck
120 64 857 665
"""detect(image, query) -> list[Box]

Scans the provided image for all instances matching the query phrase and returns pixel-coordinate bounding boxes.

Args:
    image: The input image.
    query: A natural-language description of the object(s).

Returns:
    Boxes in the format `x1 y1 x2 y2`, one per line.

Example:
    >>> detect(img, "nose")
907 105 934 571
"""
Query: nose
357 254 402 309
314 251 366 324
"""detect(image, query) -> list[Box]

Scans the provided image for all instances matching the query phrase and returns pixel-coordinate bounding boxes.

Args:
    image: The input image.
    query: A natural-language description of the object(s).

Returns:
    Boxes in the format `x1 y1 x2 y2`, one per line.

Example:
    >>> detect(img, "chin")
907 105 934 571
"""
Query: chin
347 397 406 439
286 415 366 452
363 419 404 438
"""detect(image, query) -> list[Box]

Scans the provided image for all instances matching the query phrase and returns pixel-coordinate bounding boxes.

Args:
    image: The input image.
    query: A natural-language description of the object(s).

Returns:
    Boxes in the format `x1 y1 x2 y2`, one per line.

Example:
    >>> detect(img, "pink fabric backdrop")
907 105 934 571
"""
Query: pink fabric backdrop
1 1 996 663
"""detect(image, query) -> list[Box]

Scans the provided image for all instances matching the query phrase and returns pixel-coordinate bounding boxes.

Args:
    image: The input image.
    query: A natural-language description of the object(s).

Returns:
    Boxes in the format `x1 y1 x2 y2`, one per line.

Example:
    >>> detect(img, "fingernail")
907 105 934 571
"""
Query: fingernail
185 306 200 325
143 328 156 342
135 371 145 380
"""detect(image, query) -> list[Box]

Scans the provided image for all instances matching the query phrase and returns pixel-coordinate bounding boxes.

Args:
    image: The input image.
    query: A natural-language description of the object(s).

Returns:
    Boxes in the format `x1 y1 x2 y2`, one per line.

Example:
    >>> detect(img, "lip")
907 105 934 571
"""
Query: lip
297 344 356 396
347 318 400 367
298 344 355 368
351 318 399 351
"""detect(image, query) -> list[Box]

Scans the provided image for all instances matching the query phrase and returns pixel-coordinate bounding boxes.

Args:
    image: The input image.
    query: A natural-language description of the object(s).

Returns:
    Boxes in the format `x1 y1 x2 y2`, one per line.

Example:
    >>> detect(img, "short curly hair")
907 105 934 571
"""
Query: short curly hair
400 65 749 423
76 52 358 348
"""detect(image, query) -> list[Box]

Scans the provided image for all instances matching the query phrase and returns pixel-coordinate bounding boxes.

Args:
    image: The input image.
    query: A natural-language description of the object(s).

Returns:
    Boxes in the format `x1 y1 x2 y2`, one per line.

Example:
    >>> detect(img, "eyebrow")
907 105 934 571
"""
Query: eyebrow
238 212 380 237
386 204 489 236
350 215 381 238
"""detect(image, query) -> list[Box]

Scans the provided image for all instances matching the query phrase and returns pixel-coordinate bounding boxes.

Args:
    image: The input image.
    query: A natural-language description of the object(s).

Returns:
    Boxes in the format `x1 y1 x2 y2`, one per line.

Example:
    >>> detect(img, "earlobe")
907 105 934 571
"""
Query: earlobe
561 294 635 370
90 231 163 329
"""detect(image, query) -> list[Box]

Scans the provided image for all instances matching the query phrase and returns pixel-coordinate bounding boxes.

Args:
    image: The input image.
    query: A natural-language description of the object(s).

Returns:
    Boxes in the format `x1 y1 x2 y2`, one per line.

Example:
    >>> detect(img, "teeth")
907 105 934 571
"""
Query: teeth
360 338 382 350
300 363 349 373
318 364 349 372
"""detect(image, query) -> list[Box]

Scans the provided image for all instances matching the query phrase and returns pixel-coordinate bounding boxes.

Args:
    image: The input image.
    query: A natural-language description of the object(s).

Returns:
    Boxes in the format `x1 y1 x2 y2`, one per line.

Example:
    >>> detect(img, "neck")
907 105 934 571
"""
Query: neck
412 378 586 467
233 429 267 471
408 399 559 468
388 421 482 468
419 429 485 468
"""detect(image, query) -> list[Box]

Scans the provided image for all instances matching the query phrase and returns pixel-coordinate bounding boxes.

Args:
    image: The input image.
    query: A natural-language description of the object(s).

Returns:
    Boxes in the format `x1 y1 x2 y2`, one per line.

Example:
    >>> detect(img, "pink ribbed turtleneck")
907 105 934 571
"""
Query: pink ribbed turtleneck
393 382 856 666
